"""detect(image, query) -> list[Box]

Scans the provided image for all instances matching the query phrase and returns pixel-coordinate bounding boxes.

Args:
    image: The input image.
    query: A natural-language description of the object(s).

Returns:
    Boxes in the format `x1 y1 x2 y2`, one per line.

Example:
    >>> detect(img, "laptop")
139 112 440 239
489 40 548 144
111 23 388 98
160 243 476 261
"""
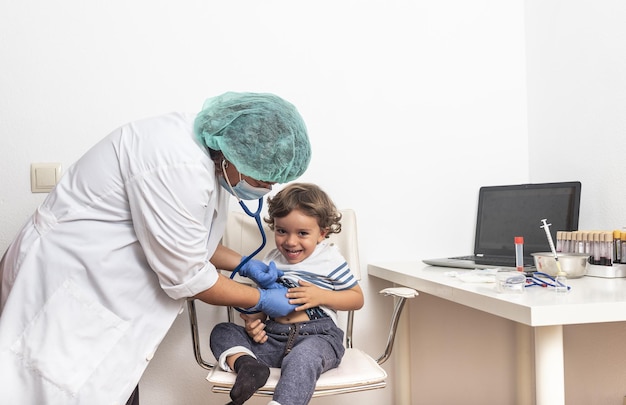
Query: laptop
423 181 582 272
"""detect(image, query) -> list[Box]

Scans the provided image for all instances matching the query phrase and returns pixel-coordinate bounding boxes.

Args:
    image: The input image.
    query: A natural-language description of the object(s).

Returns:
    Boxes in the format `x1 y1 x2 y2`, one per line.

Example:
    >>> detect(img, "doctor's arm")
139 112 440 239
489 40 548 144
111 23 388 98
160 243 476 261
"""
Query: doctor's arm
209 243 242 272
194 273 296 317
194 273 260 308
193 244 258 307
209 243 283 289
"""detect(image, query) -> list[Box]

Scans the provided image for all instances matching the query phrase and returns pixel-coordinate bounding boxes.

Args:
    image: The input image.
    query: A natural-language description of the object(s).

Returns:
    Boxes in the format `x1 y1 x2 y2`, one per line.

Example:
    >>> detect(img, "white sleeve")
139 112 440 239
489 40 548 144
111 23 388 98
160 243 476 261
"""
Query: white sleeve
126 163 224 299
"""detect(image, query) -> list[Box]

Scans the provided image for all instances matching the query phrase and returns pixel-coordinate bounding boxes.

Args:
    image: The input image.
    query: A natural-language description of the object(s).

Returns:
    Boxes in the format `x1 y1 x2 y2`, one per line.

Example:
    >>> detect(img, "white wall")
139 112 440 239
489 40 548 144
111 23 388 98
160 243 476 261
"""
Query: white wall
526 1 626 404
526 0 626 229
1 1 533 404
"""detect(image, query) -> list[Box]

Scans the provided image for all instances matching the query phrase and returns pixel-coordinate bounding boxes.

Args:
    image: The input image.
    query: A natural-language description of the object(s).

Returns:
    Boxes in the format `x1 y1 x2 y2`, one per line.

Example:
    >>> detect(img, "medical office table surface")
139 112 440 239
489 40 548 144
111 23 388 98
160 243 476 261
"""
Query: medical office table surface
367 261 626 405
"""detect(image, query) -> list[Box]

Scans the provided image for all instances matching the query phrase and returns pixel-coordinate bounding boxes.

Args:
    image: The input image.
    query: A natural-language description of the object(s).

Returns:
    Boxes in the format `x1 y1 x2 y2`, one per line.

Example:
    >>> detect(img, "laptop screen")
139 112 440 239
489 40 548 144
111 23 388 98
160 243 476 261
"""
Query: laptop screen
474 181 581 259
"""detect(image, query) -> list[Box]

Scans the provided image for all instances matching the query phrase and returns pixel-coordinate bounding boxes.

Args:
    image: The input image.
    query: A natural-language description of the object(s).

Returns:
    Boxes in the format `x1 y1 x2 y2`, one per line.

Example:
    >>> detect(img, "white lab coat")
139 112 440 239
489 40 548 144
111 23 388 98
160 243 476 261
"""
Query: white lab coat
0 112 230 404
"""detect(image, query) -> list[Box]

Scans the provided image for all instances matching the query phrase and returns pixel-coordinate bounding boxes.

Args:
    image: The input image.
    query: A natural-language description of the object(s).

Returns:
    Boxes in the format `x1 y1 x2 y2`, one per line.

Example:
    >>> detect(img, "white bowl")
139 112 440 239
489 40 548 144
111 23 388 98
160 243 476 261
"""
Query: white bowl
531 252 590 279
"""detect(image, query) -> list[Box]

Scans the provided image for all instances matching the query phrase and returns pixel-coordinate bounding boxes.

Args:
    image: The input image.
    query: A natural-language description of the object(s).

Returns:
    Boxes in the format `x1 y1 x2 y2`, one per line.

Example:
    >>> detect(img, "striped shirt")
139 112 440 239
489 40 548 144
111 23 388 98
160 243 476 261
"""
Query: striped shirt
264 241 358 324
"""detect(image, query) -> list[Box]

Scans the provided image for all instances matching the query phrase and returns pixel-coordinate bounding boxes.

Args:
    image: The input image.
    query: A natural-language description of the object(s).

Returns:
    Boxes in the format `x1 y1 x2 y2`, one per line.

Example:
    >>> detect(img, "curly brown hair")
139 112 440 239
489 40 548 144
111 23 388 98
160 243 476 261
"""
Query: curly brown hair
264 183 342 237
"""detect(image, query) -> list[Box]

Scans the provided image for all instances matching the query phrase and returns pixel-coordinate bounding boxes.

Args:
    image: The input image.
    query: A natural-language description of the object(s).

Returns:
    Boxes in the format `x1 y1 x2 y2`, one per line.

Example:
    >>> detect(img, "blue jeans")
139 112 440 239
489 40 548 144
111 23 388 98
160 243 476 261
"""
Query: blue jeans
210 317 345 405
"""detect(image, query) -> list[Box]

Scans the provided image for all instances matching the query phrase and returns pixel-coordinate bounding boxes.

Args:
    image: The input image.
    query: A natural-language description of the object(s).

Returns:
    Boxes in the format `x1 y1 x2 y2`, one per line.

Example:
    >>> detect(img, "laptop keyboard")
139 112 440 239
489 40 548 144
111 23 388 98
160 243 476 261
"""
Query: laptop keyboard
451 255 528 267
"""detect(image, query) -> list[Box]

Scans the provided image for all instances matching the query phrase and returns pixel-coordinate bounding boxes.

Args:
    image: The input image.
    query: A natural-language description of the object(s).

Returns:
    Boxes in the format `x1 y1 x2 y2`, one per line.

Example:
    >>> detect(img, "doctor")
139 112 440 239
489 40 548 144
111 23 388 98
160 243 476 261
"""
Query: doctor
0 92 311 405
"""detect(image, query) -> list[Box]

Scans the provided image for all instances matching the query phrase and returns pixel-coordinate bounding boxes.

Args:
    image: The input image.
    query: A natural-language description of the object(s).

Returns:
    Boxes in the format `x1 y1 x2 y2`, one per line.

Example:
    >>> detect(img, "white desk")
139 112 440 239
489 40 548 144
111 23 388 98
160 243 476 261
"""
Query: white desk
367 261 626 405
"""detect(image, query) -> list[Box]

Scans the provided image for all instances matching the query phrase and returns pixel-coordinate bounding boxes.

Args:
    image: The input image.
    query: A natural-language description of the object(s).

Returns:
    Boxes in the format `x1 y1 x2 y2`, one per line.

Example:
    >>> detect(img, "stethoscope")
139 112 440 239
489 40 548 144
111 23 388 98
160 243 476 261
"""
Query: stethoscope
525 272 571 291
229 197 268 314
221 158 268 276
220 160 271 312
231 197 267 277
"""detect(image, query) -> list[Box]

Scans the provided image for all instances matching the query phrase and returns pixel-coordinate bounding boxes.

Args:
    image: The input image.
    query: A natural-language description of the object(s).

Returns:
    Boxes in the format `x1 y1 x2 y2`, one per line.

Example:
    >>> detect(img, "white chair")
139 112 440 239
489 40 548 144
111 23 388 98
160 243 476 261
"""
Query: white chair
187 208 418 399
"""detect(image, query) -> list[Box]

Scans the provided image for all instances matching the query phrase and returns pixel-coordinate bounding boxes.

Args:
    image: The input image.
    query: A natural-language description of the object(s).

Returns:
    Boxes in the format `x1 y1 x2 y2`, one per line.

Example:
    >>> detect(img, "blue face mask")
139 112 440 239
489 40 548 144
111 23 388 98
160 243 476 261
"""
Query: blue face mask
219 160 272 200
219 176 271 200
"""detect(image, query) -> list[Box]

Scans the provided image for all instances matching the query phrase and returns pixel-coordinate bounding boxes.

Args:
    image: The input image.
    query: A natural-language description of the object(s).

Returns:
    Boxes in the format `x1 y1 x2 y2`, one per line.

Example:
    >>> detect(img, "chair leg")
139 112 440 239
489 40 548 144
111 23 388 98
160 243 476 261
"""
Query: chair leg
187 299 214 370
377 297 408 365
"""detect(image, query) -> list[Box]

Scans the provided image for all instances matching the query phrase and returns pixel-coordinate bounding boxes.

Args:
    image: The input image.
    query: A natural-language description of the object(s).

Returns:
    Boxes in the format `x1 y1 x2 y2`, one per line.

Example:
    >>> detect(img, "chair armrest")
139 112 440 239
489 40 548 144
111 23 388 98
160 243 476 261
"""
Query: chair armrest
376 287 418 365
380 287 419 299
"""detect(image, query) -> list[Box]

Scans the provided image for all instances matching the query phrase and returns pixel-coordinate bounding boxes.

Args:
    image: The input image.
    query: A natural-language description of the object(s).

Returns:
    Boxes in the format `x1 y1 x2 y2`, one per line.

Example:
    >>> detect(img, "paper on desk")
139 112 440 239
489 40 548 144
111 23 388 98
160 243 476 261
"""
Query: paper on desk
444 268 498 283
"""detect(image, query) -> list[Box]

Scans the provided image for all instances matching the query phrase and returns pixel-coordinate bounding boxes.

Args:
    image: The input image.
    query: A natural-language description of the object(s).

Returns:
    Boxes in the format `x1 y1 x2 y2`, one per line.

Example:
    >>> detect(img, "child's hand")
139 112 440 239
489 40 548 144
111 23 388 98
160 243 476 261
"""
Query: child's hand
240 312 268 344
285 280 328 312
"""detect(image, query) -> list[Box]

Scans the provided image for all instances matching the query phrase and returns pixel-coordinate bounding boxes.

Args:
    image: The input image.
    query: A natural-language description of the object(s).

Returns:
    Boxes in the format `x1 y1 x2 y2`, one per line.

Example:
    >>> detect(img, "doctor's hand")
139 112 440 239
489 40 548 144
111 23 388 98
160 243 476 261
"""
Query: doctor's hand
246 286 296 318
239 258 284 289
241 312 268 344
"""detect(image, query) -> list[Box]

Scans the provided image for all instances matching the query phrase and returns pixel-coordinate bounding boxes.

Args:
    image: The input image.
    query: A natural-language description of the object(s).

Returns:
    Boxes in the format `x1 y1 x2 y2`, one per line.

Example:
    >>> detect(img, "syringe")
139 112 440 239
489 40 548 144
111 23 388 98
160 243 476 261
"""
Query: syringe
540 219 568 292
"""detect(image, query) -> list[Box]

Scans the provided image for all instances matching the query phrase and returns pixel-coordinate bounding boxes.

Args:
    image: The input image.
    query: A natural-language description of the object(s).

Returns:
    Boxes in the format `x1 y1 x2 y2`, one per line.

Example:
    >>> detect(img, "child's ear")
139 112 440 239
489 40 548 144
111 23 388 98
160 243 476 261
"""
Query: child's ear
318 227 329 242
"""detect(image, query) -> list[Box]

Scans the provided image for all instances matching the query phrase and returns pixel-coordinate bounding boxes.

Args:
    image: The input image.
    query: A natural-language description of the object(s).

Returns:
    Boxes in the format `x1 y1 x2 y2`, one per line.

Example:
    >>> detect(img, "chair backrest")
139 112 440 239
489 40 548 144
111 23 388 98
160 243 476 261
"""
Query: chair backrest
222 208 361 281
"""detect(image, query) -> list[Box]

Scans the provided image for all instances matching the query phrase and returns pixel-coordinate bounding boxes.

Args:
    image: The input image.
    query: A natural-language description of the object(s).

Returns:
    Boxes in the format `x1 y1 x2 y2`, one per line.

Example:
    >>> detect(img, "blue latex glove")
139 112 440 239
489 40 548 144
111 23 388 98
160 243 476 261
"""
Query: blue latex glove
238 257 284 289
246 286 297 318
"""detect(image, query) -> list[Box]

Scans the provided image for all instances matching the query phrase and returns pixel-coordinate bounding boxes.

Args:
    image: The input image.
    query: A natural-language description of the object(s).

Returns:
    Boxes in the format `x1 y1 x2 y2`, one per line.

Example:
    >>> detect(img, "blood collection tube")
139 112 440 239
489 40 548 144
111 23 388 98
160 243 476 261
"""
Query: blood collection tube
583 231 593 255
515 236 524 272
593 232 601 265
605 231 613 266
556 231 564 252
614 230 621 264
563 231 572 253
621 232 626 264
574 232 583 253
600 232 609 266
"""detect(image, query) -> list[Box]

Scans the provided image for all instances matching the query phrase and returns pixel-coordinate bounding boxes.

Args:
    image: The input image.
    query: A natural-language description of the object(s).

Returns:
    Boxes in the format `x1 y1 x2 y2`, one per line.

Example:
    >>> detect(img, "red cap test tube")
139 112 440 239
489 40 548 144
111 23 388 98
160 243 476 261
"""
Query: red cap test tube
515 236 524 272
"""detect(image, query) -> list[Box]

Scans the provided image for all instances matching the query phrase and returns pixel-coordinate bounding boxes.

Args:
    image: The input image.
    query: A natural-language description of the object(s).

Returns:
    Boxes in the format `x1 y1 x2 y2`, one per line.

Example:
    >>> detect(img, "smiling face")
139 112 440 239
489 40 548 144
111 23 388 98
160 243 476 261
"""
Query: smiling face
272 209 328 264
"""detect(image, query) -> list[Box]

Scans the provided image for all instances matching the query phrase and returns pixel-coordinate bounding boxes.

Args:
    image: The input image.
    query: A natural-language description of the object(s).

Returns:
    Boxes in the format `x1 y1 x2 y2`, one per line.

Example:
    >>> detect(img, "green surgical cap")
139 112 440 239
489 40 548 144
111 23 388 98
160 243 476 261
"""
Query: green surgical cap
194 92 311 183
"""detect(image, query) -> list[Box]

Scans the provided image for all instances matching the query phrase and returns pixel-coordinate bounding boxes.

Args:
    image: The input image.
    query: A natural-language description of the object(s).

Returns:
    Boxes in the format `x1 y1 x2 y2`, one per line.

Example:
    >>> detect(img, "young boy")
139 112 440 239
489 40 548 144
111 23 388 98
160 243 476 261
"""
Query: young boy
210 183 364 405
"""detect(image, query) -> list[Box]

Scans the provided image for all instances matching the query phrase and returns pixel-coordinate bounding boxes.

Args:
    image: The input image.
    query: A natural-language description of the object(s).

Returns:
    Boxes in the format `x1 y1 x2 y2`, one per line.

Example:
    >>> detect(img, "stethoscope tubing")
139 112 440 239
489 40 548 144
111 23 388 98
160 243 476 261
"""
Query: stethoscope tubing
525 271 571 291
229 197 267 314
